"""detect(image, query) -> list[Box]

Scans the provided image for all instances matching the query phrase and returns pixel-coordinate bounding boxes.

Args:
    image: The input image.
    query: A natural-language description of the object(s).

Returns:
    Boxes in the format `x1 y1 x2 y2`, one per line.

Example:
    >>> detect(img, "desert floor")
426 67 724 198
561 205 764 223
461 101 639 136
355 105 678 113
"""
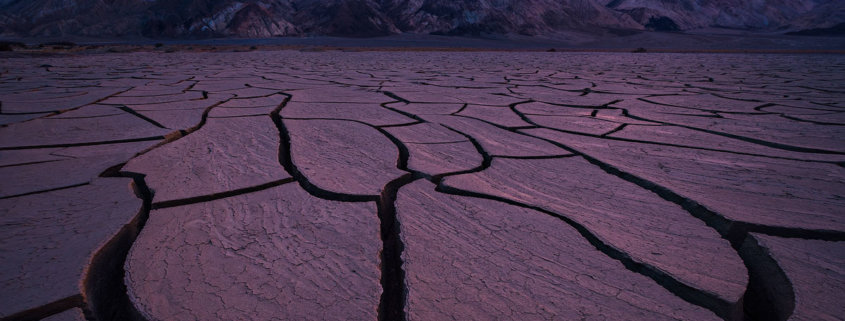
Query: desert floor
1 51 843 321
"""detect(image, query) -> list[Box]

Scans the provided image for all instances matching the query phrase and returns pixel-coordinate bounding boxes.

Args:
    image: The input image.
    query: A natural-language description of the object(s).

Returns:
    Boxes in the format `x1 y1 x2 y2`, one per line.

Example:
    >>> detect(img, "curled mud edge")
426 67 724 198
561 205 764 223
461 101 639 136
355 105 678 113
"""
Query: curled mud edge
738 234 795 321
50 88 240 321
82 169 152 321
0 168 152 321
542 141 799 321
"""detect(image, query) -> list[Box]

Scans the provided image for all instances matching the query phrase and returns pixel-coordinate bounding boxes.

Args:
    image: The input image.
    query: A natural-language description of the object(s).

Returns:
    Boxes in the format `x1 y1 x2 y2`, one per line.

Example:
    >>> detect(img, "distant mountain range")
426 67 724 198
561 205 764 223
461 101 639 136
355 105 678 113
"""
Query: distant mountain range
1 0 843 39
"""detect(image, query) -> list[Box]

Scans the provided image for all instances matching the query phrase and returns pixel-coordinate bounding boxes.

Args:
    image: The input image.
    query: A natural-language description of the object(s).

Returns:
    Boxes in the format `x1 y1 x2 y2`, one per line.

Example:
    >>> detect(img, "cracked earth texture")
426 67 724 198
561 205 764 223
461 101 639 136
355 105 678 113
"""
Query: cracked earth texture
0 51 843 321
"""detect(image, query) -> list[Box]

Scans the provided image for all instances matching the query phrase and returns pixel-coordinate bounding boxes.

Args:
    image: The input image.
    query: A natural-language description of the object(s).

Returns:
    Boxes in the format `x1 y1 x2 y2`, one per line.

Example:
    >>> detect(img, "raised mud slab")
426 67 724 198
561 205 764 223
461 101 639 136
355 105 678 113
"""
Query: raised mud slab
124 184 381 321
740 234 845 321
0 51 843 321
0 178 142 320
440 156 748 309
398 180 721 320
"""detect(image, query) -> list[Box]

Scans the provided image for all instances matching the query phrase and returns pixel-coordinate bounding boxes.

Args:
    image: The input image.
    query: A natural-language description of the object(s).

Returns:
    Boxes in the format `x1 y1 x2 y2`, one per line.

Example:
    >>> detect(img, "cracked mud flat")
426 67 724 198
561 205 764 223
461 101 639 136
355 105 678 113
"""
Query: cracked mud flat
0 51 843 321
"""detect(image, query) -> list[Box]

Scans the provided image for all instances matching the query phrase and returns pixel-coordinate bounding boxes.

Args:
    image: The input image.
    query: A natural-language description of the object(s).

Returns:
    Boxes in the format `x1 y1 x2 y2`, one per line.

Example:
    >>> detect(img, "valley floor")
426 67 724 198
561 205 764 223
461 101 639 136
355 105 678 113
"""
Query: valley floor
0 51 843 321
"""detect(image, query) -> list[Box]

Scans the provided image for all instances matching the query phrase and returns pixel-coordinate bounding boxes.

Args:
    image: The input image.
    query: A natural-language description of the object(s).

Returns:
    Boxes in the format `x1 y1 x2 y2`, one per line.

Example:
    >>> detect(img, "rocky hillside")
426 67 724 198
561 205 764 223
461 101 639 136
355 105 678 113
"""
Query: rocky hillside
0 0 842 38
603 0 843 31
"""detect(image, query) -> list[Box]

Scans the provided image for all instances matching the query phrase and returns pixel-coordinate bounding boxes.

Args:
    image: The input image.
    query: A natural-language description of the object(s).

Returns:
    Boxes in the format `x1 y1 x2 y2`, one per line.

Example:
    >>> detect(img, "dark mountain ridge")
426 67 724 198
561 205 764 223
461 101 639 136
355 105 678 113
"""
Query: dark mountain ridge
0 0 842 39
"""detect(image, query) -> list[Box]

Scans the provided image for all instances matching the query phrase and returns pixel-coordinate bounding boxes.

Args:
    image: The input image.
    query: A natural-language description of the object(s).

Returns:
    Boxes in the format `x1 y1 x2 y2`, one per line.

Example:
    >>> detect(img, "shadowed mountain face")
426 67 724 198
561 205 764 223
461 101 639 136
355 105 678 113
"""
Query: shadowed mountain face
604 0 844 31
0 0 842 38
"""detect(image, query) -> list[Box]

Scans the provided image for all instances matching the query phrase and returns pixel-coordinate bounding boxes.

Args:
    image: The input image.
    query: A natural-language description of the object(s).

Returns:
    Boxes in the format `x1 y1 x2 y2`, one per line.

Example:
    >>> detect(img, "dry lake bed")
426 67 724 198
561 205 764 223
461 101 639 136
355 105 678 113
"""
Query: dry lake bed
0 51 843 321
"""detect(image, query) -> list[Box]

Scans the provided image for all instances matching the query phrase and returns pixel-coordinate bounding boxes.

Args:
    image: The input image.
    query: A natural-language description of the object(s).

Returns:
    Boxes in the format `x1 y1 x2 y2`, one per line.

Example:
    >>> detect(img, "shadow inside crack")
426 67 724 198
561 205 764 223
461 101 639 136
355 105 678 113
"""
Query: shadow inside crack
739 235 795 321
81 169 152 321
271 91 417 321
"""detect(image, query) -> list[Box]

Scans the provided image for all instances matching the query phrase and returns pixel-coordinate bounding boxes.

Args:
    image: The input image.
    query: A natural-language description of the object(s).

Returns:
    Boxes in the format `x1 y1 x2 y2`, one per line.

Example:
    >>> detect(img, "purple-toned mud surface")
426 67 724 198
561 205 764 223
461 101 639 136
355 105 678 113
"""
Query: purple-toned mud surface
0 51 843 321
